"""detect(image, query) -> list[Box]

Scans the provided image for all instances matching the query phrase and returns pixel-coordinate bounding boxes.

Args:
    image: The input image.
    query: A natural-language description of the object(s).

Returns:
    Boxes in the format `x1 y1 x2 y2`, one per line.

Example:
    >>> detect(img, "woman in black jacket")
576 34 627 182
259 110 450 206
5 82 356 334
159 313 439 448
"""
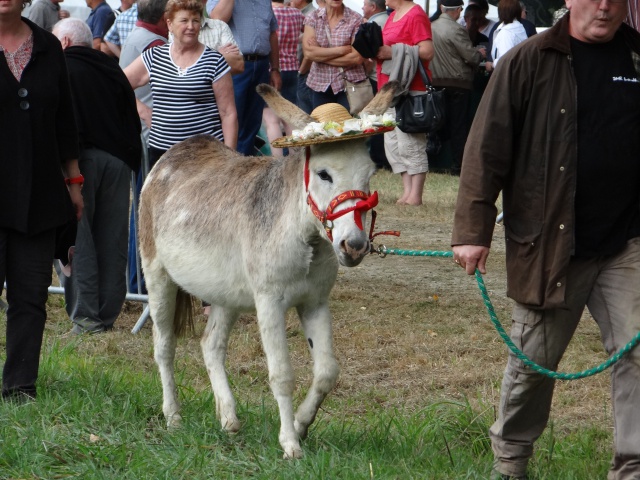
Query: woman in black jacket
0 0 83 401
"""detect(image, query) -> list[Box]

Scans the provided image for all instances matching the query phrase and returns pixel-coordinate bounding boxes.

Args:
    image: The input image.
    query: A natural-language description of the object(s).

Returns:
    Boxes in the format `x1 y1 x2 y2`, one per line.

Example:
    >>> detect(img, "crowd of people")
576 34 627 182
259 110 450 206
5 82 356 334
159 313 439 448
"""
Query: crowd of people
2 0 640 477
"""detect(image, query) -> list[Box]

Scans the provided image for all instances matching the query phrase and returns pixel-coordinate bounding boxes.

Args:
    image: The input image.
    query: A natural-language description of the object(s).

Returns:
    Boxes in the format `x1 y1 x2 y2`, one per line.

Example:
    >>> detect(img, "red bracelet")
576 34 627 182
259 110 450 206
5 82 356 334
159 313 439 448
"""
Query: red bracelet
65 174 84 186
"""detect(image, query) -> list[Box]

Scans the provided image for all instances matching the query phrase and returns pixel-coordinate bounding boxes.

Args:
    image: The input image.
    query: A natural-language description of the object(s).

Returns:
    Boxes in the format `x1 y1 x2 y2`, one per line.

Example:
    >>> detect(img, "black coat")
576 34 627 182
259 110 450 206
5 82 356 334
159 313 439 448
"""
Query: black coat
64 46 141 173
0 18 79 235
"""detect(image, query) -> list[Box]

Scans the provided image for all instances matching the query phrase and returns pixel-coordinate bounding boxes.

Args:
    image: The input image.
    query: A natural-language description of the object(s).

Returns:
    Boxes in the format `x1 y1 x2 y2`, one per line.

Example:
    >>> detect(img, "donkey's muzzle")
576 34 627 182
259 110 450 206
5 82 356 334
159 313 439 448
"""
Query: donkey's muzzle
339 238 370 267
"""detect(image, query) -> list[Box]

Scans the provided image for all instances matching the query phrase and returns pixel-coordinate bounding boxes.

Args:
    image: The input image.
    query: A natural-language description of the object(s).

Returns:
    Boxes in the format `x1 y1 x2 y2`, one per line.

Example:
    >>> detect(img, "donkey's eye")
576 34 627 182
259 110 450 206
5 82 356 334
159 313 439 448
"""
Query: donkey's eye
318 170 333 183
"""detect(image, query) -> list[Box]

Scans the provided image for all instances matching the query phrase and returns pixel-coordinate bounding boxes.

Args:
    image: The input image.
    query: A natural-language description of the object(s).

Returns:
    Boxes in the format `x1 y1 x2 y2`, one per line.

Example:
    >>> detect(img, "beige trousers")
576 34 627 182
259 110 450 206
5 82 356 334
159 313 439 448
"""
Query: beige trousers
491 237 640 479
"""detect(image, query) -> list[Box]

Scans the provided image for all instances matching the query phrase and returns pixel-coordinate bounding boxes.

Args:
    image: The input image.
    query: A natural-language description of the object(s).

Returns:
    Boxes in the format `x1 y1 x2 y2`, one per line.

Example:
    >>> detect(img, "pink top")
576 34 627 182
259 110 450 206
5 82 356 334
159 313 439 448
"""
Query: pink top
1 34 33 81
274 6 305 72
305 6 367 94
376 4 432 92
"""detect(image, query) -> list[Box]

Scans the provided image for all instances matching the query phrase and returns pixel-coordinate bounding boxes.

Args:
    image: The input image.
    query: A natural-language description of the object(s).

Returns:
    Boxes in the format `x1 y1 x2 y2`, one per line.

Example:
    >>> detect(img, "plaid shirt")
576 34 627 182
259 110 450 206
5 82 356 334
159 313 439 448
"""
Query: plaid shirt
199 18 239 51
274 6 304 72
104 3 137 46
305 6 366 94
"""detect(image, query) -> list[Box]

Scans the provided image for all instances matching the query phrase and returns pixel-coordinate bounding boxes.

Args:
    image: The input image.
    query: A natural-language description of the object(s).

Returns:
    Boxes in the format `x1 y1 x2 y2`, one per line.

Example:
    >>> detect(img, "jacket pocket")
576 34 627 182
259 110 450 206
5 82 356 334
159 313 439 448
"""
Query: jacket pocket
504 218 545 306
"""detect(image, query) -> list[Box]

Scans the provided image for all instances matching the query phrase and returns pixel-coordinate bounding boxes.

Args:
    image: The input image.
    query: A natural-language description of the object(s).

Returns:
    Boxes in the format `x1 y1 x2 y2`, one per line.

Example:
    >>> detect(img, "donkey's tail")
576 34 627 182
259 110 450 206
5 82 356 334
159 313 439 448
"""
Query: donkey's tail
174 289 196 337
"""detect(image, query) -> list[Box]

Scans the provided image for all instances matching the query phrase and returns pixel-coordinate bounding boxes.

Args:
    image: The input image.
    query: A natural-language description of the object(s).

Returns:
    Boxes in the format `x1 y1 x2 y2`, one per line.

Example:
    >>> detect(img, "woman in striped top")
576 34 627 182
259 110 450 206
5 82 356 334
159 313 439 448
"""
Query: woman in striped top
124 0 237 167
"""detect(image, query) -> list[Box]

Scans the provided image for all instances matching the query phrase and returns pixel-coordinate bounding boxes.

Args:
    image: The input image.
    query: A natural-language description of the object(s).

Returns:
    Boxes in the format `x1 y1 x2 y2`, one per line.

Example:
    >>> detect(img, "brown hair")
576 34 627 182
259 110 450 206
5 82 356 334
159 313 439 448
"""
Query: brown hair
498 0 521 24
165 0 203 21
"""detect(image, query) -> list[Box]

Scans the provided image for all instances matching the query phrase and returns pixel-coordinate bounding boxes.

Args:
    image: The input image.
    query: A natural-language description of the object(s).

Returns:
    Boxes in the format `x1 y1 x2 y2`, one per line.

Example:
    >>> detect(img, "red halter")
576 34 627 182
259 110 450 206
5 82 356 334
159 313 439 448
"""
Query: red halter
304 147 400 244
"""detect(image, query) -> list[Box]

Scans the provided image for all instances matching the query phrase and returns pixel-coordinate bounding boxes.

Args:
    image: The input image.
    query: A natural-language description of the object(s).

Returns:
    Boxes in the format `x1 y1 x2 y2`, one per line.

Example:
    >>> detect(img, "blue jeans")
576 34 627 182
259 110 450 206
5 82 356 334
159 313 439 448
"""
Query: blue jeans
233 57 270 155
311 86 349 112
281 70 298 105
127 147 165 294
297 73 313 114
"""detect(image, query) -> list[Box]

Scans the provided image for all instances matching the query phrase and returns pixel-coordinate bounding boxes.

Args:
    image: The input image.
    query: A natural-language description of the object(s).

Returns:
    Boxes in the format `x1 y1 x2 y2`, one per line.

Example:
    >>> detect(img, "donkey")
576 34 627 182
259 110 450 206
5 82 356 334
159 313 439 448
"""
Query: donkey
138 81 398 458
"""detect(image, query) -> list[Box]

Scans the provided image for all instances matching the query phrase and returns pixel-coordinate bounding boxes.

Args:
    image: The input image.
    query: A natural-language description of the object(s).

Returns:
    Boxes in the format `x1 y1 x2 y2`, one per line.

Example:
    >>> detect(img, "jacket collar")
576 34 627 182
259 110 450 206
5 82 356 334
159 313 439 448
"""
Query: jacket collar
21 17 54 55
436 13 458 25
538 13 572 54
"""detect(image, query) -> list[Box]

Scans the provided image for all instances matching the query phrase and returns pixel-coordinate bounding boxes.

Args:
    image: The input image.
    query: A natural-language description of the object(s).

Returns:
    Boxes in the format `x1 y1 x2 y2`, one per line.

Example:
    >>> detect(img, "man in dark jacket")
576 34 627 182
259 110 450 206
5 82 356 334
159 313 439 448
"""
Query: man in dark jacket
451 0 640 478
430 0 486 175
53 17 141 335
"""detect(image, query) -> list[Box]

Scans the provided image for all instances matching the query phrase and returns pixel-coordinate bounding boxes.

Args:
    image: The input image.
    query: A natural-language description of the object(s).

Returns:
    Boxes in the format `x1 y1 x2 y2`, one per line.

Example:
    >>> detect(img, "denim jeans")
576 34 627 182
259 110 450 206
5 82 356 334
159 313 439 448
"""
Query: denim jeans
311 86 349 112
490 237 640 479
297 73 313 114
280 70 298 105
233 57 270 155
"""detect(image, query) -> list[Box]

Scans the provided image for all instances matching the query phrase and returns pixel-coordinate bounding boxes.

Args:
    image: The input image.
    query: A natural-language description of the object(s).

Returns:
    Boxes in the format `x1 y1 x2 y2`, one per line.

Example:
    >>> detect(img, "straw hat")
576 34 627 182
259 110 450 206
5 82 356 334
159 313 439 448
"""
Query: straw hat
271 103 395 148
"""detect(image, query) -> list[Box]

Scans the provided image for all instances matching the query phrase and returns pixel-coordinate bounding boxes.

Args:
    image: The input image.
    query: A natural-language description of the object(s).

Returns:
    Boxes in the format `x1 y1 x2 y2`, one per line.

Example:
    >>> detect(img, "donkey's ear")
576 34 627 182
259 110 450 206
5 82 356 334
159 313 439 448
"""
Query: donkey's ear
359 81 400 116
257 84 315 130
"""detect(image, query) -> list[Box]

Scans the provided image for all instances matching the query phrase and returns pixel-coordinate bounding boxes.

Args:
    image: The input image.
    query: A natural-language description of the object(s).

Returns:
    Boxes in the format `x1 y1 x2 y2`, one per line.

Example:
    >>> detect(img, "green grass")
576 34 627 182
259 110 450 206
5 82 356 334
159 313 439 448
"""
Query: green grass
0 334 611 479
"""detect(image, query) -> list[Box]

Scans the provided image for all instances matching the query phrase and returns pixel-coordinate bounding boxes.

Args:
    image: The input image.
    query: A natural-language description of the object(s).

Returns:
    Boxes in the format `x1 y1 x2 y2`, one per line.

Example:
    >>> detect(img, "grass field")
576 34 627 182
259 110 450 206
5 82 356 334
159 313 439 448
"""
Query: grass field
0 170 615 479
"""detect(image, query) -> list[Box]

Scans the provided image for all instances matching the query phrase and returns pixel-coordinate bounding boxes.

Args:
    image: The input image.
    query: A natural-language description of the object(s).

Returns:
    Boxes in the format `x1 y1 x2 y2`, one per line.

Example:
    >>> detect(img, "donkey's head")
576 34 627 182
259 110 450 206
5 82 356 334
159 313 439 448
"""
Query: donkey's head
257 82 398 267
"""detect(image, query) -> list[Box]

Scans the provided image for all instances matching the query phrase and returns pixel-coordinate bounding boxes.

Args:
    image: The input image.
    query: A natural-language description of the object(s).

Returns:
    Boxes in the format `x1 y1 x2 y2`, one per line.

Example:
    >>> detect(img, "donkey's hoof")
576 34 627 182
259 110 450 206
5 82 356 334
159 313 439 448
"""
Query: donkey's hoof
166 413 183 430
282 444 304 460
221 416 241 434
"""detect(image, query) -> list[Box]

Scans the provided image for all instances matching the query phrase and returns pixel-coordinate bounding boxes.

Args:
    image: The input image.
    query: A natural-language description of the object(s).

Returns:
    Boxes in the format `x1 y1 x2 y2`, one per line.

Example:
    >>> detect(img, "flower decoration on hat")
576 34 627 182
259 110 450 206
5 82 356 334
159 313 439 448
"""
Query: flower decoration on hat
271 103 396 148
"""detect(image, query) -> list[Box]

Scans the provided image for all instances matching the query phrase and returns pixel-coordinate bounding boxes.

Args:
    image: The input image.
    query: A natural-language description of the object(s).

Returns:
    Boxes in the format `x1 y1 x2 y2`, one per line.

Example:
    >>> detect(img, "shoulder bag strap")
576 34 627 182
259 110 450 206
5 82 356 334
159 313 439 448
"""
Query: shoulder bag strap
417 60 432 89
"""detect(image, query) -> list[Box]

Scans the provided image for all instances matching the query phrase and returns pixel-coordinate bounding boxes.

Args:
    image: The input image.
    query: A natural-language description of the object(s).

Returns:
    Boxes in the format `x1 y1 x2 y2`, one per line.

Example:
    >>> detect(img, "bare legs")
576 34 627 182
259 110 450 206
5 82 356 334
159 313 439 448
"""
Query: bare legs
396 172 426 206
262 107 292 157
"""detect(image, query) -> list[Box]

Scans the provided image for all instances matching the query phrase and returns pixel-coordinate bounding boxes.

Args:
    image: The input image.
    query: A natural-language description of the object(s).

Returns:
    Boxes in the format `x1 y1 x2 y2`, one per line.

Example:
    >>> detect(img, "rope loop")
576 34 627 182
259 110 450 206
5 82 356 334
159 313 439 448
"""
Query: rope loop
377 245 640 380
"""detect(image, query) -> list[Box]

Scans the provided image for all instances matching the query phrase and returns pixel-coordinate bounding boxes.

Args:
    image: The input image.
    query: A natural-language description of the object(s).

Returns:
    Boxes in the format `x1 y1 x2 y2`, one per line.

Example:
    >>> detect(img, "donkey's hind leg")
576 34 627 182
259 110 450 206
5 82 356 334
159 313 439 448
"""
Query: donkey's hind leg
201 305 241 433
146 264 182 428
294 301 340 440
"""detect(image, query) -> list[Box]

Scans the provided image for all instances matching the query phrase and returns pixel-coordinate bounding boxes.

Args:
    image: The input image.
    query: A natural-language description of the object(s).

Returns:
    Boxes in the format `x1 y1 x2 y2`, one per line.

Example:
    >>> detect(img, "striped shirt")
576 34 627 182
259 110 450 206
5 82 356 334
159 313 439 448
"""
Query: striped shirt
273 6 304 72
305 6 366 94
142 44 231 150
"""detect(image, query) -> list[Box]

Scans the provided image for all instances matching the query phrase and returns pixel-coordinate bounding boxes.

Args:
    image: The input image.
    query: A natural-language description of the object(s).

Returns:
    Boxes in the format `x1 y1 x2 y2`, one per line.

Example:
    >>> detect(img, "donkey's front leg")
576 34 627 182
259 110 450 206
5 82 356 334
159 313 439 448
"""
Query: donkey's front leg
294 301 340 439
255 297 301 459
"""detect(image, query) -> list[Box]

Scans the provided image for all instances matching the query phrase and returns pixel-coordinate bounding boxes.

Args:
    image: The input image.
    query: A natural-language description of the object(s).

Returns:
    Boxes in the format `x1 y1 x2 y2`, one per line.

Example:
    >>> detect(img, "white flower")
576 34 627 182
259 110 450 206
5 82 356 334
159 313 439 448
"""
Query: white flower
382 112 395 124
342 118 363 133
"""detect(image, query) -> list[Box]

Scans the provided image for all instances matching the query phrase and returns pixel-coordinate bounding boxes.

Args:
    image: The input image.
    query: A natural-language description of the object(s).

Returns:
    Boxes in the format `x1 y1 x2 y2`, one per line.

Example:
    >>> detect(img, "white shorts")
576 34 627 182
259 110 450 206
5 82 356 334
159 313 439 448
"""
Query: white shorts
383 107 428 175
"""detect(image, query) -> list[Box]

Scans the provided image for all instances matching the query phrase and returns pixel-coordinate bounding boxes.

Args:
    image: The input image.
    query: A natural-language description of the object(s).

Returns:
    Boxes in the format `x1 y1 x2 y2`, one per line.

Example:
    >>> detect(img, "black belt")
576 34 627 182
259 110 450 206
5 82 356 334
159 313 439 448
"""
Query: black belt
243 54 267 62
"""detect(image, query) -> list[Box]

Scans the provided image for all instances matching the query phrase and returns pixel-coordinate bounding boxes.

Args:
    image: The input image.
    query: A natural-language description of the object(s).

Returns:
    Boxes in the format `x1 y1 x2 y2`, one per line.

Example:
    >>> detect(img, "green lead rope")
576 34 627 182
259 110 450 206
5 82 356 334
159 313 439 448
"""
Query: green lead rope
377 247 640 380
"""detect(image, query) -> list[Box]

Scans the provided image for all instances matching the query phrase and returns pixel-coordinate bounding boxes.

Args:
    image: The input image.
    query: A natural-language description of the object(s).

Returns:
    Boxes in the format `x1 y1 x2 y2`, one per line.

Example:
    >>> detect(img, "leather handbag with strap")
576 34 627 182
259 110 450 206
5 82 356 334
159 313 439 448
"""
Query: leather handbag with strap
395 61 445 134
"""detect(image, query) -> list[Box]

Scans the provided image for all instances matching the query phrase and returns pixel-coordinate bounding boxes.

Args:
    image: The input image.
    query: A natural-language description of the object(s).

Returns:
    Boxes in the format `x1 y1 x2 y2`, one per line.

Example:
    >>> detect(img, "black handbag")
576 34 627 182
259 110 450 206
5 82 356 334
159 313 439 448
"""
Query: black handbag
395 62 445 134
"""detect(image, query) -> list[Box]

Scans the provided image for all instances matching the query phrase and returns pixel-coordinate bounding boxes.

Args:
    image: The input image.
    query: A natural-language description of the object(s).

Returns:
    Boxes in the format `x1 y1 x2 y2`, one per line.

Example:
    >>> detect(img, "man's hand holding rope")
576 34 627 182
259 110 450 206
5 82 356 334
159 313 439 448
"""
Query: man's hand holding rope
452 245 490 275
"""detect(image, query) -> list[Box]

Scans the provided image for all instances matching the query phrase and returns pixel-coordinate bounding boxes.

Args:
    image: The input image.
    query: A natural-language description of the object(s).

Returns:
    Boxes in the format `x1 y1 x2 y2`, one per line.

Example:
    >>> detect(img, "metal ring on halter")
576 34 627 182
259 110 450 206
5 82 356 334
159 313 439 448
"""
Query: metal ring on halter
376 245 387 258
323 219 334 230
